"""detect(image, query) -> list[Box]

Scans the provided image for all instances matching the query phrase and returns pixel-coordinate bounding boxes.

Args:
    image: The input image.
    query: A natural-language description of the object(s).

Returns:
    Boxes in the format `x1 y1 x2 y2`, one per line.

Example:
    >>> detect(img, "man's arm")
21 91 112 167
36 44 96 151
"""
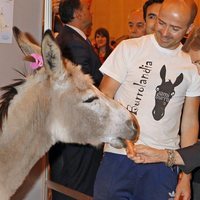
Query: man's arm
99 75 121 98
127 142 200 172
175 96 199 200
180 96 199 148
126 144 185 165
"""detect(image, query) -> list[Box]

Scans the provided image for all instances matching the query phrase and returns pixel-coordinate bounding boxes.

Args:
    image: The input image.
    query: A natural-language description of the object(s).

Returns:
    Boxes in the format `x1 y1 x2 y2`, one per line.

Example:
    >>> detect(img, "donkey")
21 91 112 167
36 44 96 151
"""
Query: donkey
152 65 183 120
0 27 139 200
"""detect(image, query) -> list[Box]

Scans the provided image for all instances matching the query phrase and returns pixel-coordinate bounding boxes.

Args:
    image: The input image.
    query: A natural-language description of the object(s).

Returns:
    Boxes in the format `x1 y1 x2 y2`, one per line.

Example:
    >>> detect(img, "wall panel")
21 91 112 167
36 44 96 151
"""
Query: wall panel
91 0 200 41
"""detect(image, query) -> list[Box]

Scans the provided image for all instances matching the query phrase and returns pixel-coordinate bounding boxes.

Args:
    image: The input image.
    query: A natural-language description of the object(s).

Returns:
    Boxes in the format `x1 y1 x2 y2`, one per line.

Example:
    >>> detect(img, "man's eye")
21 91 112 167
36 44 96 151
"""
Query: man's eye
137 23 145 28
83 96 99 103
149 15 156 19
147 14 156 20
172 27 180 32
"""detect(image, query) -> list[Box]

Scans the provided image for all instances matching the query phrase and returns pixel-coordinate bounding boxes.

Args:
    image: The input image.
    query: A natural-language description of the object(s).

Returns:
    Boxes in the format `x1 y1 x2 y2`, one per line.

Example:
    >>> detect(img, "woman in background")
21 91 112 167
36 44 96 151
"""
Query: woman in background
93 27 113 63
182 27 200 74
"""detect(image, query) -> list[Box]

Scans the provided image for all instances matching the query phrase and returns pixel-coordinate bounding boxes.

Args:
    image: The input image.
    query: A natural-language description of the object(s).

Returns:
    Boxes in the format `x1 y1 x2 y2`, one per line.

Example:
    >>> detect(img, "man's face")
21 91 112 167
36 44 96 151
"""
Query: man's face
145 3 162 34
79 0 93 32
154 3 191 50
128 11 146 38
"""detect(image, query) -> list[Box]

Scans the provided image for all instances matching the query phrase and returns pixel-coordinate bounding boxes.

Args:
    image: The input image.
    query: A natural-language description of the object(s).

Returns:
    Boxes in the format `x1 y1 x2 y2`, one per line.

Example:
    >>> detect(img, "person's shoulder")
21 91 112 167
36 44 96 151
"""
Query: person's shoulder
56 27 70 41
57 28 85 46
57 26 75 38
179 49 194 64
180 49 191 58
118 35 149 50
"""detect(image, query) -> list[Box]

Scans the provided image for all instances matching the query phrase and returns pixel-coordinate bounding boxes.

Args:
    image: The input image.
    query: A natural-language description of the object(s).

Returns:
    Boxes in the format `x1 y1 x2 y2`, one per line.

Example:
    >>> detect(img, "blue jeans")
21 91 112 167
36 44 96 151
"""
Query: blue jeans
94 152 179 200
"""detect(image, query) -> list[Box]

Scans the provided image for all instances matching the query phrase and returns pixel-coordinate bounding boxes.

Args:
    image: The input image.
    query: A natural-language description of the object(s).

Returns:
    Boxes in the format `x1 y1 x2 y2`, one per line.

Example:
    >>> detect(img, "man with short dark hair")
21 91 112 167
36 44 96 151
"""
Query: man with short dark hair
143 0 164 34
49 0 103 199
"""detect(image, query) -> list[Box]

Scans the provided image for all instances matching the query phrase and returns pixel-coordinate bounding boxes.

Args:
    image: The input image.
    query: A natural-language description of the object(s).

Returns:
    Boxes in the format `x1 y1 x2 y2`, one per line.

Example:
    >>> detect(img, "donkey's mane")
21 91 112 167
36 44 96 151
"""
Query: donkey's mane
0 75 26 131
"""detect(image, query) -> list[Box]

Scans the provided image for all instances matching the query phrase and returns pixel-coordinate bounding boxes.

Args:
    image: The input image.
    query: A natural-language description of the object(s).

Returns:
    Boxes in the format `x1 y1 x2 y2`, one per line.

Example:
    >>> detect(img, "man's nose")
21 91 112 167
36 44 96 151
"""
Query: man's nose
131 26 137 33
161 26 170 36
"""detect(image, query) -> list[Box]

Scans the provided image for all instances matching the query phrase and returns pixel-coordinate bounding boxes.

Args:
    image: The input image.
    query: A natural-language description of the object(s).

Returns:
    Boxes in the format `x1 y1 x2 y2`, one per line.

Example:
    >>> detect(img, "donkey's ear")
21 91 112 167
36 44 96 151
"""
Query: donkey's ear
41 30 64 77
12 26 41 55
160 65 166 82
174 73 183 87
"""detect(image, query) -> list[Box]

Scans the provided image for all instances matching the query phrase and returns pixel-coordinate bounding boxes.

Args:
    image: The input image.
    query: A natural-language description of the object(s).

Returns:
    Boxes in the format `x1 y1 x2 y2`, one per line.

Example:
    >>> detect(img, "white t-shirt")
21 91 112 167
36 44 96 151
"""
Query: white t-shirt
100 34 200 155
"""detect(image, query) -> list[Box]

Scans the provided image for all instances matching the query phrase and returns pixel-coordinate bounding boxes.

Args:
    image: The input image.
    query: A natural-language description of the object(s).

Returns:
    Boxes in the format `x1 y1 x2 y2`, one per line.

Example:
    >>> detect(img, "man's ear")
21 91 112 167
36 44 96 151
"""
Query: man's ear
186 23 194 35
74 8 82 20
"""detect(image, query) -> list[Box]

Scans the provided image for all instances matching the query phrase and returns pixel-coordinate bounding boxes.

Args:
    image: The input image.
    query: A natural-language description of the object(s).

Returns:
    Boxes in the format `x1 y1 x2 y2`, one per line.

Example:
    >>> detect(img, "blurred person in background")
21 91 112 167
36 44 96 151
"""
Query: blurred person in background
93 27 113 63
143 0 164 34
182 27 200 74
127 9 146 38
112 9 146 48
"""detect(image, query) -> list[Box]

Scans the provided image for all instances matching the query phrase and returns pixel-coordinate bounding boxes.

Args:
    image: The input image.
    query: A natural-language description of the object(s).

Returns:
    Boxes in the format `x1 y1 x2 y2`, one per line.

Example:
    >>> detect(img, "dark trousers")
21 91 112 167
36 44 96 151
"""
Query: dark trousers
94 152 179 200
49 143 103 200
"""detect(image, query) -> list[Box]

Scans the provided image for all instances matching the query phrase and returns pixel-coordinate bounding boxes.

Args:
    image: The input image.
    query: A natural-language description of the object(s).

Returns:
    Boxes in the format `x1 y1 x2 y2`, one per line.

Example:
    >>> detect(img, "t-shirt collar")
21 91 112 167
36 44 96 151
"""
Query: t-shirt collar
151 34 183 56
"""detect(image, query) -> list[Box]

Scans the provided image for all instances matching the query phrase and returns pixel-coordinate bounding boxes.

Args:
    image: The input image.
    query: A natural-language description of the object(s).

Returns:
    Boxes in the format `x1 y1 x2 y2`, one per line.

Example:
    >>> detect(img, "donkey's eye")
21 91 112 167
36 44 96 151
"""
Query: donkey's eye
156 86 160 91
83 96 99 103
171 91 175 96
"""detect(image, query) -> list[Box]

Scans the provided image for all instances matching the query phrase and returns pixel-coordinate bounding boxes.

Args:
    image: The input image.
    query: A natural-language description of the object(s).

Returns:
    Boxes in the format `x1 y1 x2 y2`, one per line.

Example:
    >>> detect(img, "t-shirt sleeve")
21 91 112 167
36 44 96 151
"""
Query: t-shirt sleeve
186 68 200 97
100 40 138 83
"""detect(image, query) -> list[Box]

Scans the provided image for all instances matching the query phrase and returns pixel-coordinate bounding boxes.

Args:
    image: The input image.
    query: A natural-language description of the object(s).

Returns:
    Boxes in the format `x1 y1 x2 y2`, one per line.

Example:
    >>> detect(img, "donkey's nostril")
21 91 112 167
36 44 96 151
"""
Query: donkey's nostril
126 119 133 129
126 115 140 142
131 114 140 132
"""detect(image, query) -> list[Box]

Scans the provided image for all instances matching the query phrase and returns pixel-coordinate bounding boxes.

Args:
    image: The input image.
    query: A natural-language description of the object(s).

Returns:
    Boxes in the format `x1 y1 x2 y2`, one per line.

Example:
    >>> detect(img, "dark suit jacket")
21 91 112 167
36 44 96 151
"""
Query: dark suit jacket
49 25 103 200
177 111 200 183
56 25 102 86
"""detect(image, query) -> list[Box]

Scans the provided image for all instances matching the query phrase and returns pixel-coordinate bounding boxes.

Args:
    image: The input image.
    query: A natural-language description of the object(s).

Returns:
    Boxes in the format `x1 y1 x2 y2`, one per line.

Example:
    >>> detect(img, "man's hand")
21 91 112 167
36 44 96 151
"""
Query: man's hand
175 173 191 200
126 144 168 163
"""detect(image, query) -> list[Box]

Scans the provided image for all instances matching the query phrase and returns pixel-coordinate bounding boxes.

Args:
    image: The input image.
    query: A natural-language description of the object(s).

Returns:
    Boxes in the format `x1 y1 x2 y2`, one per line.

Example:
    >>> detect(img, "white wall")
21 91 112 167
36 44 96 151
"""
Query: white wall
0 0 43 87
0 0 46 200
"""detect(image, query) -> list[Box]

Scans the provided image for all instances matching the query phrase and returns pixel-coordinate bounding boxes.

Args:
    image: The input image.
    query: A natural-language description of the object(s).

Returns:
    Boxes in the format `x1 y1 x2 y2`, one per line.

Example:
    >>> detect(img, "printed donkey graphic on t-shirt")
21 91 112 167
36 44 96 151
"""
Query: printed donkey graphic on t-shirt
152 65 183 120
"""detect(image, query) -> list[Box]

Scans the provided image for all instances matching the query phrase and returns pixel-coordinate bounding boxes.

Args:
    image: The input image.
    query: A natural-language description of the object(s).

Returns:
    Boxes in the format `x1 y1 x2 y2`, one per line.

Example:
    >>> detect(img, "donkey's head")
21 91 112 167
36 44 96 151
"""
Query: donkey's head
152 65 183 120
12 27 139 149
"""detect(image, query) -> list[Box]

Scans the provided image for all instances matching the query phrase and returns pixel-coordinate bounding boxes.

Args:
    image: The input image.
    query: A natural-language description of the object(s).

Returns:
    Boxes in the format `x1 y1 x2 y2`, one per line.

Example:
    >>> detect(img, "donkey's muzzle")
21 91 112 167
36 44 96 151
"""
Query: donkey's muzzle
127 113 140 141
110 114 140 149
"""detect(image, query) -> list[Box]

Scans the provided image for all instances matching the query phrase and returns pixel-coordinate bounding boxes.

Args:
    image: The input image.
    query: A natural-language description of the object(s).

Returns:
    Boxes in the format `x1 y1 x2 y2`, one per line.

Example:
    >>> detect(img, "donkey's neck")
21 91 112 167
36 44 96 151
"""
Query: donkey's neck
0 129 52 199
0 75 53 199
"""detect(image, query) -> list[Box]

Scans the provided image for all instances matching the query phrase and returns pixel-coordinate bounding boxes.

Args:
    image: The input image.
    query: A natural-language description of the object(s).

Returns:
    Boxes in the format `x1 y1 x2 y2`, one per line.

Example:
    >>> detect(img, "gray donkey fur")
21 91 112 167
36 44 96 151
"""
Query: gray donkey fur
0 27 139 200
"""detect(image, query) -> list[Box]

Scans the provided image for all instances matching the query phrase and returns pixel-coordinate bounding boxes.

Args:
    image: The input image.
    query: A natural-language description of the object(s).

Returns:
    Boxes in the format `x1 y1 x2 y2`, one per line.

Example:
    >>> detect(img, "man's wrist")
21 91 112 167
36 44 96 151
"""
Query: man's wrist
156 149 168 163
165 149 176 167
